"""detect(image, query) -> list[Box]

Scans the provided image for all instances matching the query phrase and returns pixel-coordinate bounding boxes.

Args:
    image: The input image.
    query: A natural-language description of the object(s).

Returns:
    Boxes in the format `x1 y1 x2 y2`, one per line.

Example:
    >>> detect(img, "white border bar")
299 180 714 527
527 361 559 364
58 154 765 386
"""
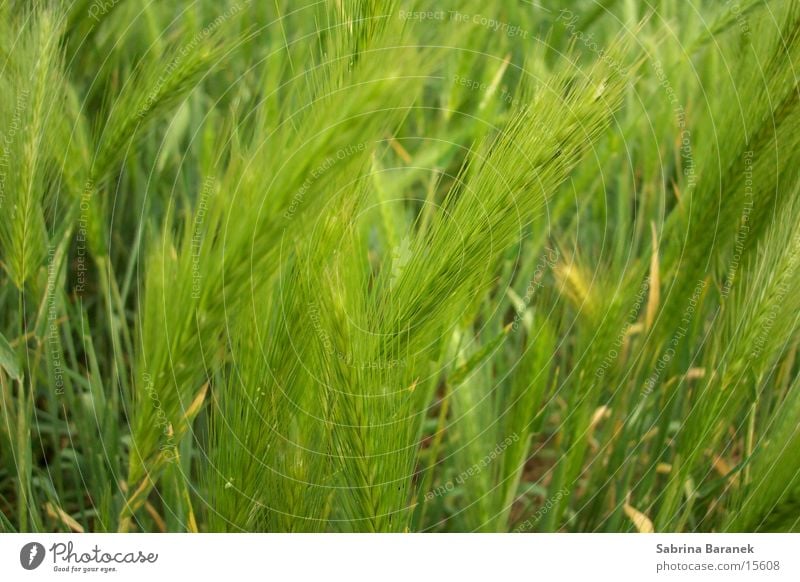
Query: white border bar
1 533 798 580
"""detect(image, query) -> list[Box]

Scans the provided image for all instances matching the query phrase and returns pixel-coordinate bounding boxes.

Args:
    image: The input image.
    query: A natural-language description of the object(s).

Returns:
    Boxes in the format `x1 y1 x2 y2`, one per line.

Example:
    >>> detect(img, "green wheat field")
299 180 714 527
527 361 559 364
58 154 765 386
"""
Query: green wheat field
1 0 799 533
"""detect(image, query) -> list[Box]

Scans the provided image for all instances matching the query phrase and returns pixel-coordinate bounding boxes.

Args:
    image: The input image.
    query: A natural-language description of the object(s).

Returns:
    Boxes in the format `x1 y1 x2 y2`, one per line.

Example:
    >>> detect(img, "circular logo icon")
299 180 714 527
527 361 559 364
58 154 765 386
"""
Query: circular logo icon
20 542 46 570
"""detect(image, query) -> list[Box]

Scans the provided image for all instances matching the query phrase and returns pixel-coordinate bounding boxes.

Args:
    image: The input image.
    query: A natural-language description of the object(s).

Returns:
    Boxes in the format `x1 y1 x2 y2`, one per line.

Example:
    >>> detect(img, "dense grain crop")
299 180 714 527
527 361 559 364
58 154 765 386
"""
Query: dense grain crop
1 0 799 533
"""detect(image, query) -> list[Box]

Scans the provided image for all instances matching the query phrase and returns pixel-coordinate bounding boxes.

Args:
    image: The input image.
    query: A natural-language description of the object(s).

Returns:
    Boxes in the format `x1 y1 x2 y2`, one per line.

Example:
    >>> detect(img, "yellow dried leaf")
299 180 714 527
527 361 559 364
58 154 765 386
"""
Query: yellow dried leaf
45 502 84 533
623 502 654 533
